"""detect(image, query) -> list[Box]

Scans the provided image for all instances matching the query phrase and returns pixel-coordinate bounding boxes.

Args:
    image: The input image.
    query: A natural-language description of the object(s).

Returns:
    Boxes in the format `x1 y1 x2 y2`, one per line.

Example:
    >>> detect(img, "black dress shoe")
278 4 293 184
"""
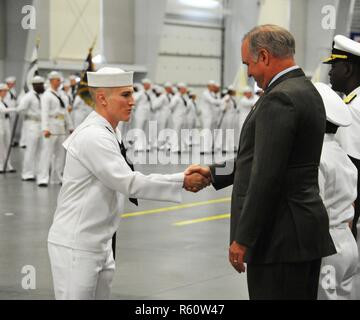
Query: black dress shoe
8 169 16 173
0 171 5 174
22 177 35 182
38 183 48 187
12 142 19 147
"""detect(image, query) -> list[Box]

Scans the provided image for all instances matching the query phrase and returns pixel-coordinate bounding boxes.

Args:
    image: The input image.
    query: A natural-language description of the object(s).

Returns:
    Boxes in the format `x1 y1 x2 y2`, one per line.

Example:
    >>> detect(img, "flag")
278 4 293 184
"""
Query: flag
232 62 249 97
76 42 96 108
23 38 40 93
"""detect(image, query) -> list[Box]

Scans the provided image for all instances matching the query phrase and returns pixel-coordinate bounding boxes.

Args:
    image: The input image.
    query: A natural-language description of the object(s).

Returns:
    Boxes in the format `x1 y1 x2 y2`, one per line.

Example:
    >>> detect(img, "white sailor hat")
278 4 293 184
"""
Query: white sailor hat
87 67 133 88
164 82 172 88
227 85 235 91
323 35 360 64
5 76 16 83
177 82 187 88
31 76 45 84
141 78 152 85
241 85 253 93
0 83 9 91
213 82 220 88
208 80 216 86
314 82 351 127
69 75 77 81
48 71 62 80
153 85 164 94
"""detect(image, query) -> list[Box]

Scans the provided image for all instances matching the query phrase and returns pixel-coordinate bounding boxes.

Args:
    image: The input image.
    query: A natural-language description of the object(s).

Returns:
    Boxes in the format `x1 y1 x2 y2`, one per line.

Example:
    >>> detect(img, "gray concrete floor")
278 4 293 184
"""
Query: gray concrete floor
0 147 249 300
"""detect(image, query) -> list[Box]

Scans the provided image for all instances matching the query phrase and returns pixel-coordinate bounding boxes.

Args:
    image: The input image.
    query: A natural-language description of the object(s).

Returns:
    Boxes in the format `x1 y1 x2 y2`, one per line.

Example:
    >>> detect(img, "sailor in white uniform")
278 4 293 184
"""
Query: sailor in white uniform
219 86 239 152
323 35 360 299
37 71 74 187
16 76 45 181
47 67 210 300
238 86 258 134
71 95 93 128
169 83 189 153
133 79 154 151
314 83 358 300
199 80 220 153
0 83 17 173
4 77 20 147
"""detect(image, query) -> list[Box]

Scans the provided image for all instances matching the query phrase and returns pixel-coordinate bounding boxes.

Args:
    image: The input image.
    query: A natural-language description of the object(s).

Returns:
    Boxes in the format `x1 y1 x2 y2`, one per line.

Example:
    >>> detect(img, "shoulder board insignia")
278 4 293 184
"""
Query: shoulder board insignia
344 93 357 104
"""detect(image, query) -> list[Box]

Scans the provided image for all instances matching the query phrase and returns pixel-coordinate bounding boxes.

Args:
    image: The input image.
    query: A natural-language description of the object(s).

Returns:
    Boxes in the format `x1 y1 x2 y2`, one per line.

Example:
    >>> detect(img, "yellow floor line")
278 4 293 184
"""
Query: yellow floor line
173 214 230 226
121 197 231 218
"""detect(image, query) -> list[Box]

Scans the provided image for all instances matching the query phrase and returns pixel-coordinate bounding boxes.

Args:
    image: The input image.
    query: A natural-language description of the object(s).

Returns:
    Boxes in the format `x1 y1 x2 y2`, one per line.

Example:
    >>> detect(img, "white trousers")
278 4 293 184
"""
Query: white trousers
48 243 115 300
37 135 66 184
318 224 358 300
0 119 14 171
351 220 360 299
21 122 42 179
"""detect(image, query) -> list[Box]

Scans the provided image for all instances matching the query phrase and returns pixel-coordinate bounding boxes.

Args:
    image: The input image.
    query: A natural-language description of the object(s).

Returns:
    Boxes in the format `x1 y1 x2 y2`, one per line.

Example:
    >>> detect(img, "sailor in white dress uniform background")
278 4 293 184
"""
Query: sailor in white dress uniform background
47 67 210 300
314 83 359 300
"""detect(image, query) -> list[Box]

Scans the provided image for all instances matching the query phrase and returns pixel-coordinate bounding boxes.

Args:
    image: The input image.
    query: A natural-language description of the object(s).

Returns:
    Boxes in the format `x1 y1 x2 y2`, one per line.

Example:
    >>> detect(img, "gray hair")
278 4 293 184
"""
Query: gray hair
243 24 295 60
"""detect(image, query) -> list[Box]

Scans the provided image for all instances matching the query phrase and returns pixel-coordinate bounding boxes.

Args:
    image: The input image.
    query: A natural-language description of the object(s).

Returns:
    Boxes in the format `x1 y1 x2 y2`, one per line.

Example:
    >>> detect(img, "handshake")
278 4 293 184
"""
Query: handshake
183 165 212 193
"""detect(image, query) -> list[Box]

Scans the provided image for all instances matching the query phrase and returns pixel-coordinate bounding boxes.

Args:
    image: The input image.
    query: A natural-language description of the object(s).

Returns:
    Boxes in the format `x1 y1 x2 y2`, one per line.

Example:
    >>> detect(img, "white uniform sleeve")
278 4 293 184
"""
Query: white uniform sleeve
318 167 326 201
73 130 184 203
65 108 74 131
204 91 220 106
0 102 17 113
16 94 30 113
41 93 50 131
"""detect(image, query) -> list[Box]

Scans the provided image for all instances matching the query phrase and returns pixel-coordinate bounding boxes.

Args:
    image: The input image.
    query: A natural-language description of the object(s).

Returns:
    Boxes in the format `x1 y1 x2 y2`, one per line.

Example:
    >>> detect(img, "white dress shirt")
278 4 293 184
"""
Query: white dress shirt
48 111 184 252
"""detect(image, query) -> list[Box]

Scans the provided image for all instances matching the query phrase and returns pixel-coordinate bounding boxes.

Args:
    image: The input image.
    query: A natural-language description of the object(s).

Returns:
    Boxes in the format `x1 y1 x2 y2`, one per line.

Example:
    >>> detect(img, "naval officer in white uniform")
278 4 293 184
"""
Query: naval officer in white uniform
323 35 360 299
47 67 210 300
314 83 358 300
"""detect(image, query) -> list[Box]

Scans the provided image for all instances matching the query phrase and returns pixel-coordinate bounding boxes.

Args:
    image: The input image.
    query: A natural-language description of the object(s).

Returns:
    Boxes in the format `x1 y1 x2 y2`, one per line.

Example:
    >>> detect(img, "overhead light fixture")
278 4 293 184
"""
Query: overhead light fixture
179 0 221 9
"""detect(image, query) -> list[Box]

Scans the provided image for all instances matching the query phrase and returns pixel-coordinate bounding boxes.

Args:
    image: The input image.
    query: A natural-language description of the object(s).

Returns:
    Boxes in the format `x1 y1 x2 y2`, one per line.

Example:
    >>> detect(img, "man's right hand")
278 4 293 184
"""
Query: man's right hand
43 130 51 138
183 165 212 193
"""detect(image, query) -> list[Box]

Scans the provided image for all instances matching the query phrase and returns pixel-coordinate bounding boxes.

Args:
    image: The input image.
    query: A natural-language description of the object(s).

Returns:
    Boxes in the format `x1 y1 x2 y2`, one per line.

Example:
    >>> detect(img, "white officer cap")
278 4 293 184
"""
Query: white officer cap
177 82 187 88
141 78 152 85
323 35 360 64
0 83 9 91
164 82 172 88
314 82 351 127
87 67 134 88
5 76 16 83
31 76 45 84
48 71 62 80
241 86 253 93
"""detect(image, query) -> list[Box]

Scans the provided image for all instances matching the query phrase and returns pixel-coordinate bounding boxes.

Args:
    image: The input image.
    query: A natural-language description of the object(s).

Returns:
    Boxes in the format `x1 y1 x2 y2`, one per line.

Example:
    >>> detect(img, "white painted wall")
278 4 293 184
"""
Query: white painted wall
49 0 101 60
258 0 290 29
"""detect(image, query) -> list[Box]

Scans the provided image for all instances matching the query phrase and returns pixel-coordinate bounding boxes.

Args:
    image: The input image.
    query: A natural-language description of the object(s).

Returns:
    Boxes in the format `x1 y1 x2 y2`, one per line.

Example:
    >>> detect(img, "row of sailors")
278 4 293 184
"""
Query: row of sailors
122 79 261 153
0 72 92 186
0 72 260 185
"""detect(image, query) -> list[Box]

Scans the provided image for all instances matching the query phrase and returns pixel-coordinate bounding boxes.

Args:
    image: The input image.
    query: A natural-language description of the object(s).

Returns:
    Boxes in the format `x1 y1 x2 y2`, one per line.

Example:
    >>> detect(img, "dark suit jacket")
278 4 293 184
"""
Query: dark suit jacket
210 69 336 264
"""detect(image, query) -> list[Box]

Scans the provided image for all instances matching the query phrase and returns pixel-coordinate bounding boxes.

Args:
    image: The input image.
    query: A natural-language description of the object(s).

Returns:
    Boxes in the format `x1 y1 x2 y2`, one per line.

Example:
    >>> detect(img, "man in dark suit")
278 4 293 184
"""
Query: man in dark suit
185 24 336 300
